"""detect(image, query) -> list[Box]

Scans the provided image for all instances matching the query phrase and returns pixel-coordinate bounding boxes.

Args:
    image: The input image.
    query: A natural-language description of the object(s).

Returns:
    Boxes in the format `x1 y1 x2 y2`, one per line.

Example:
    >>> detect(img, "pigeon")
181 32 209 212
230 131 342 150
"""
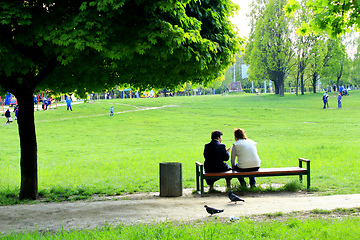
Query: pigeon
204 205 224 216
228 191 245 204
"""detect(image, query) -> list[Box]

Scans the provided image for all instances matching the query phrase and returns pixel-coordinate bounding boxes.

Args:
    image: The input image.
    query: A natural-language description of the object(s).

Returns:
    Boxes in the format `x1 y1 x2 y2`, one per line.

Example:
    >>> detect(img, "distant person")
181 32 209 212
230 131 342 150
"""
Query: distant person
231 128 261 188
327 85 331 93
322 92 328 109
325 92 329 108
14 105 19 124
5 108 12 124
42 98 47 110
338 92 342 109
339 85 344 95
110 105 114 116
66 97 72 111
13 105 18 119
203 130 232 191
333 84 337 96
343 87 348 96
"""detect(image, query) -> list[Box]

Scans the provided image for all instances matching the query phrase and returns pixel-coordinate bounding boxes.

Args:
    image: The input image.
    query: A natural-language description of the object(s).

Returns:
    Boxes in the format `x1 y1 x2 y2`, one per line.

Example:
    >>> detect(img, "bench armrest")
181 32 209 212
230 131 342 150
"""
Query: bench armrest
298 158 310 163
195 161 203 166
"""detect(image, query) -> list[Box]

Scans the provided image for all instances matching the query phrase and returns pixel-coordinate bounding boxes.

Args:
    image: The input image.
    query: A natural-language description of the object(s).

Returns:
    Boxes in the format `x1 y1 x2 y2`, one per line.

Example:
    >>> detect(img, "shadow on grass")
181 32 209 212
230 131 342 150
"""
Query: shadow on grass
0 185 128 206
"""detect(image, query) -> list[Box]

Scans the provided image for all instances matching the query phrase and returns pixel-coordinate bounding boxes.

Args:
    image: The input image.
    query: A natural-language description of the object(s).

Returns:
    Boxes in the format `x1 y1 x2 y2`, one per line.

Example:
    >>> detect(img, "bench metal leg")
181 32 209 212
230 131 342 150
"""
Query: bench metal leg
299 160 303 183
307 161 311 190
200 164 204 194
196 164 200 192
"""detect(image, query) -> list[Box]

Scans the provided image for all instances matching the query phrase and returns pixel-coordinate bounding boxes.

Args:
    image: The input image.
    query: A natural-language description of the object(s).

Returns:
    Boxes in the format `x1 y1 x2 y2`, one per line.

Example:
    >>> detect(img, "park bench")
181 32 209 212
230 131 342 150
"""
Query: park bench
195 158 310 194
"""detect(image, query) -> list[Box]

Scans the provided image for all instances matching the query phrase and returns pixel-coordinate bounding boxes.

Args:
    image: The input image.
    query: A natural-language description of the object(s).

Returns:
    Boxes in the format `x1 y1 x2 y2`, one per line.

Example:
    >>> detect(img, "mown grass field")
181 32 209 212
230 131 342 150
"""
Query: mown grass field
2 209 360 239
1 90 359 203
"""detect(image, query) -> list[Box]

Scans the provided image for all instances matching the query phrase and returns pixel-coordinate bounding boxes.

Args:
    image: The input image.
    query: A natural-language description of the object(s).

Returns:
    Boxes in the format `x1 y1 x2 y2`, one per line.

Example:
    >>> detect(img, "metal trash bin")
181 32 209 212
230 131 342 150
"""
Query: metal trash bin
159 162 182 197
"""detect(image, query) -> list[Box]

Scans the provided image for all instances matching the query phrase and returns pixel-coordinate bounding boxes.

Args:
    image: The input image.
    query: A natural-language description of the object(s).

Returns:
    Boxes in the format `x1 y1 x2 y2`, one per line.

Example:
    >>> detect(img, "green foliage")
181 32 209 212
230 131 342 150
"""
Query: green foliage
322 38 347 88
349 36 360 87
244 0 293 96
285 0 360 38
0 0 242 94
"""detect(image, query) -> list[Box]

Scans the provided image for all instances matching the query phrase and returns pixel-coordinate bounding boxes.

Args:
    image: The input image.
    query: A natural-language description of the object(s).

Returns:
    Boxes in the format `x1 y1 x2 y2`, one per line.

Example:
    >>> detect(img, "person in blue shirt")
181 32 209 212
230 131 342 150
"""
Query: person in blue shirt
339 85 344 95
322 92 328 109
14 105 19 124
66 97 72 111
110 106 114 116
338 92 342 108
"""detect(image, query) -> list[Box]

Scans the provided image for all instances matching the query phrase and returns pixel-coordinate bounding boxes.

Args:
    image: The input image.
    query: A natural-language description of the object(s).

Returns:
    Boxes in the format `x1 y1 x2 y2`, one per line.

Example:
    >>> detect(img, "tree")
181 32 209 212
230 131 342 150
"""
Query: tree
0 0 242 199
349 36 360 87
245 0 293 96
322 38 347 89
285 0 360 38
306 35 328 93
291 0 312 95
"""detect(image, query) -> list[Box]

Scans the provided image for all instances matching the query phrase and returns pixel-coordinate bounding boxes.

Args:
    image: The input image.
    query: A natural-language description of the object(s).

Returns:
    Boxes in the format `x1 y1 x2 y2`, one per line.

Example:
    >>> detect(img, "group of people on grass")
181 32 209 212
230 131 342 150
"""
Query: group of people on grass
4 105 19 124
5 96 73 124
322 89 345 109
203 129 261 191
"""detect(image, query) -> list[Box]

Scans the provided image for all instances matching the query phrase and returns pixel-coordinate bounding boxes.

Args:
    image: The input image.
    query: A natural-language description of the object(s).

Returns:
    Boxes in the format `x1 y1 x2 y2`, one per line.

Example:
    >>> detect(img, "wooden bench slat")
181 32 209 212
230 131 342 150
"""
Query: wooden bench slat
203 167 307 177
196 158 311 194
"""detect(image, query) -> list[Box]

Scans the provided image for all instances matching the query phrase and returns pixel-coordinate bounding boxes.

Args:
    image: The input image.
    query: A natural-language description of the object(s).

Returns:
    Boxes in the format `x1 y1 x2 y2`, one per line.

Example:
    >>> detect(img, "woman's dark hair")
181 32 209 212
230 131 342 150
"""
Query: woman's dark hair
234 128 248 140
211 130 223 140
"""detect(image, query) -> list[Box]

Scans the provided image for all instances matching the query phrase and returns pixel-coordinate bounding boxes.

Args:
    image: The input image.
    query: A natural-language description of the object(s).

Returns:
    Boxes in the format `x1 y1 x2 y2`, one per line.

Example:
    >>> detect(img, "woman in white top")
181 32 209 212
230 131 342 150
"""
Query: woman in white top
231 128 261 188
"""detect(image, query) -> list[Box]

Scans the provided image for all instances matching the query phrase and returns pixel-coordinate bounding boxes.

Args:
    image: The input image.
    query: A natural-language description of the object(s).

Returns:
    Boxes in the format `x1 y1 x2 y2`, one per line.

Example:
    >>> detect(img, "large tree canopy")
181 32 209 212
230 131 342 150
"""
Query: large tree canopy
0 0 242 199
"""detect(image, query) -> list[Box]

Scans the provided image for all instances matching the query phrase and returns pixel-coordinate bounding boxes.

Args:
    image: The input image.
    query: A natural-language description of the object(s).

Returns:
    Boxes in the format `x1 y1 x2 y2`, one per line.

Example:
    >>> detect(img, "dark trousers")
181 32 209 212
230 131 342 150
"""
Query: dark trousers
67 105 72 111
233 166 259 187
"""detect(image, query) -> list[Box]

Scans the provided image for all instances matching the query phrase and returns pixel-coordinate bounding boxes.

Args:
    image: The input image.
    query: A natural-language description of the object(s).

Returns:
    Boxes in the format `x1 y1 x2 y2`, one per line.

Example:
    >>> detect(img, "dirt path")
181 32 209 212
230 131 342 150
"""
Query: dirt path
1 189 360 234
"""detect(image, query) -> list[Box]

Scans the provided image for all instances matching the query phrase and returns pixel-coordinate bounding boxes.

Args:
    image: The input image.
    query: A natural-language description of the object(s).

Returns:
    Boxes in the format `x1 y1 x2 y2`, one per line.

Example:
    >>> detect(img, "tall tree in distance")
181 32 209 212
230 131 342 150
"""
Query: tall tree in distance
306 35 328 93
243 0 267 87
244 0 293 96
291 0 317 95
349 36 360 88
0 0 242 199
322 38 347 89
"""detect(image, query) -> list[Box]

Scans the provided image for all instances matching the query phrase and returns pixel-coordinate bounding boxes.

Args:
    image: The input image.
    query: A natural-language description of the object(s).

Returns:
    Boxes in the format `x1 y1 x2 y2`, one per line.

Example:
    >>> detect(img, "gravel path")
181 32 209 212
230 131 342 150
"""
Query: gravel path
1 189 360 234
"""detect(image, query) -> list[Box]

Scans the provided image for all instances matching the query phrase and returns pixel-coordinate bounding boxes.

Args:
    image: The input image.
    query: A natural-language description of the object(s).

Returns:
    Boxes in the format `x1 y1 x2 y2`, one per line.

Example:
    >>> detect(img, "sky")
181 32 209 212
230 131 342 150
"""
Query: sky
229 0 252 38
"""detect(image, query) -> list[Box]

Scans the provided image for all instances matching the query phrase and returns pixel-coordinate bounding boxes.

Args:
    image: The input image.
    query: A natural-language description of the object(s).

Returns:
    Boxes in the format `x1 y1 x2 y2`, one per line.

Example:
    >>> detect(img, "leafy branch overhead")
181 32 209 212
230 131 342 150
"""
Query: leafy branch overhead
0 0 242 95
284 0 359 38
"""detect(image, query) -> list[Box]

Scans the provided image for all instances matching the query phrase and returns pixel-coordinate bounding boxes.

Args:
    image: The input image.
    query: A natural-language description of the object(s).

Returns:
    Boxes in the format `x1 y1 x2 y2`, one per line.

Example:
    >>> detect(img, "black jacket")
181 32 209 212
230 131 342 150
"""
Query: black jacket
203 140 231 173
5 110 11 118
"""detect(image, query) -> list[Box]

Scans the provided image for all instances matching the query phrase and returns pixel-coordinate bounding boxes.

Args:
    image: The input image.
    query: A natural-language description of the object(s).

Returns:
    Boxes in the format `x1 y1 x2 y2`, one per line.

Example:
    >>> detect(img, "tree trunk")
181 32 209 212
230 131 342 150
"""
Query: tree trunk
278 76 285 97
312 75 317 93
16 88 38 200
279 83 284 97
296 71 300 96
300 73 305 95
274 81 279 95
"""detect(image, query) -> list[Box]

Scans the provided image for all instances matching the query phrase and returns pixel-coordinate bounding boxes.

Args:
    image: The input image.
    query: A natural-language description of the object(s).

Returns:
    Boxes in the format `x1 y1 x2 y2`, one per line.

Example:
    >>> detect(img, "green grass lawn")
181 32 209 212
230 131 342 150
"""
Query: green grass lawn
1 90 360 203
2 209 360 239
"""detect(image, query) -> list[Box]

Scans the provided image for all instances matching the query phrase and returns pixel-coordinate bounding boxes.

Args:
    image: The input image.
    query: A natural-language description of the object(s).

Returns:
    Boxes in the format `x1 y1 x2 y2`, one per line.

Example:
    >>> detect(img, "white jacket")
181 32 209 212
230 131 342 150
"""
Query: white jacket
231 139 261 169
